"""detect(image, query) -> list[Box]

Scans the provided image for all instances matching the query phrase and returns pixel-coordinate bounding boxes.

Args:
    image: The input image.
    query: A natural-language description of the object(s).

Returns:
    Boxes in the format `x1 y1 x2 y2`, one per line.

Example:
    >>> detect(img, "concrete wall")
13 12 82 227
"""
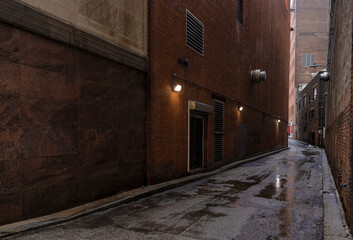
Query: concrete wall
17 0 147 56
325 0 353 229
148 0 290 184
0 21 146 225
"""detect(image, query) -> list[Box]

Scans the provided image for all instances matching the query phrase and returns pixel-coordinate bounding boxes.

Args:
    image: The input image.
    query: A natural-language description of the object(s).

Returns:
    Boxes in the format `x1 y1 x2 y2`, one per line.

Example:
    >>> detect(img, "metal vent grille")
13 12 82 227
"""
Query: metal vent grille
214 101 224 162
302 54 316 67
186 10 204 55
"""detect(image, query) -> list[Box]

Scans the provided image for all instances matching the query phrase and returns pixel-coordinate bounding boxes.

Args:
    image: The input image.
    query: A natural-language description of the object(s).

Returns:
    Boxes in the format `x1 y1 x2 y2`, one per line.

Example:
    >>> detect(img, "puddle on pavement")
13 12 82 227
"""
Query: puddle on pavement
277 190 287 201
246 172 272 183
197 188 224 195
277 205 291 238
223 180 259 192
197 178 264 196
183 206 227 221
301 150 320 156
255 183 277 199
213 193 239 203
195 178 264 208
256 175 288 199
295 169 311 182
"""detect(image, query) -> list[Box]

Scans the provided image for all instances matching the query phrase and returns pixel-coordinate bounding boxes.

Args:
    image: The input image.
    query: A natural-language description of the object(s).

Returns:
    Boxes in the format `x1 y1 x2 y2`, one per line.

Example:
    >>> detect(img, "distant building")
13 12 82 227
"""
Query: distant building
290 0 330 140
325 0 353 230
296 71 326 146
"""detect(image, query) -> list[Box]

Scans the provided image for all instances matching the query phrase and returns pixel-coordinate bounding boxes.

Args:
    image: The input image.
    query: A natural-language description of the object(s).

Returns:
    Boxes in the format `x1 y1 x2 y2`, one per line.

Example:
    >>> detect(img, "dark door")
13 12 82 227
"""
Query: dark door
190 114 204 169
311 132 315 145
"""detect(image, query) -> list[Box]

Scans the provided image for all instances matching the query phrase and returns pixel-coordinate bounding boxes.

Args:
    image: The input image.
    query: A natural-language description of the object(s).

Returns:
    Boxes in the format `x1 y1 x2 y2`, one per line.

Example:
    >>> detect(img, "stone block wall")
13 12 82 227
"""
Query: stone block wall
0 21 146 225
17 0 148 56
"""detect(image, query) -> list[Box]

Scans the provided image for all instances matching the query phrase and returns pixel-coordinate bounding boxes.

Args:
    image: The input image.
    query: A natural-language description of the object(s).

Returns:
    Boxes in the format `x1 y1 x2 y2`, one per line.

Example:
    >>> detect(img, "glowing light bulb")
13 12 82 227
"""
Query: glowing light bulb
173 84 182 92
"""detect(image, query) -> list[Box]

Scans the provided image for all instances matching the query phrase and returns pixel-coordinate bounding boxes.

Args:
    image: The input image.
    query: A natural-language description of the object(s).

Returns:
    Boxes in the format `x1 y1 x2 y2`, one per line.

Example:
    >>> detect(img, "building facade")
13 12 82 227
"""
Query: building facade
288 0 296 138
296 72 326 146
325 0 353 229
0 0 290 225
148 0 290 184
295 0 330 86
291 0 329 140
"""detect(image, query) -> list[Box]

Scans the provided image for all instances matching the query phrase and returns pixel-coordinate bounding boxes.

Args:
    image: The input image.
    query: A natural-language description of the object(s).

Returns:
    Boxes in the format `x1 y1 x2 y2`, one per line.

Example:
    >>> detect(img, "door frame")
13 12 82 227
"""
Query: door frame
188 100 209 172
189 113 204 170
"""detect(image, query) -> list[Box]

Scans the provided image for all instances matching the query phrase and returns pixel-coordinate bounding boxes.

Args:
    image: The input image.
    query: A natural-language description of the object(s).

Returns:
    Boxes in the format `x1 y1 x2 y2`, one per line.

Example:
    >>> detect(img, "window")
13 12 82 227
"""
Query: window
237 0 243 24
305 112 308 121
302 54 316 67
313 87 317 100
299 99 302 110
186 10 204 55
311 109 315 119
214 101 224 162
304 96 307 107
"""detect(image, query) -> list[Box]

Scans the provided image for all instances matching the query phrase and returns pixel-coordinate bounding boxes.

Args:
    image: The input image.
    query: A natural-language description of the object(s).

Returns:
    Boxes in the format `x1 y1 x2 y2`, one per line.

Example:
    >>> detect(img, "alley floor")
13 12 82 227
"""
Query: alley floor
9 140 325 240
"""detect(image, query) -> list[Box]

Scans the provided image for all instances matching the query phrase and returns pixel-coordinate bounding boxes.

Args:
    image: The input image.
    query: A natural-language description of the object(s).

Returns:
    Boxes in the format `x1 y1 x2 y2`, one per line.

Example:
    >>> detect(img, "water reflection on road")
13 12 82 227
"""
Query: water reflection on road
11 140 323 240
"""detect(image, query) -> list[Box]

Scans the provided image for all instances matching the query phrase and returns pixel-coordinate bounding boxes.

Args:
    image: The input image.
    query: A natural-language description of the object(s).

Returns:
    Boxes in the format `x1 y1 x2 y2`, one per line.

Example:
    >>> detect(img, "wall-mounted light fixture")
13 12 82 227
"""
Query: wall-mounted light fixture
277 119 281 123
172 83 182 92
251 69 266 83
238 106 244 111
319 71 330 81
178 58 189 67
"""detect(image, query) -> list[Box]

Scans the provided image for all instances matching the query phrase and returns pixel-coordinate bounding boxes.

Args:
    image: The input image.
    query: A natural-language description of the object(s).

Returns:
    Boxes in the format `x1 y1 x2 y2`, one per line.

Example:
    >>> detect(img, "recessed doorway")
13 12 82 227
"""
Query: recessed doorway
189 113 204 169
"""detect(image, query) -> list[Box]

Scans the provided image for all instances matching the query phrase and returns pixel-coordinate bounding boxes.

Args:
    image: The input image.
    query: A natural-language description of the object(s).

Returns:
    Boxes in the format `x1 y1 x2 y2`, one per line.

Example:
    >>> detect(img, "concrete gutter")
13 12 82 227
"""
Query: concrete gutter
0 147 289 239
322 150 352 239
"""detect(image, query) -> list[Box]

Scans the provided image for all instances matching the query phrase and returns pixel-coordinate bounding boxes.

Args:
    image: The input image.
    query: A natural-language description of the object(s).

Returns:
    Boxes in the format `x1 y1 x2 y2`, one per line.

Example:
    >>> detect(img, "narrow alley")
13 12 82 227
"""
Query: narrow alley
8 140 330 240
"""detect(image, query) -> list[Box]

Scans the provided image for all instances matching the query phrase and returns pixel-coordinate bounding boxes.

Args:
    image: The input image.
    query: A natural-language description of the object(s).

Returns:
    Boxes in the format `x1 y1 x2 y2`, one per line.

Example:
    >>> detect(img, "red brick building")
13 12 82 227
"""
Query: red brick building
148 0 290 184
296 72 326 146
325 0 353 229
290 0 330 140
288 0 297 138
0 0 290 225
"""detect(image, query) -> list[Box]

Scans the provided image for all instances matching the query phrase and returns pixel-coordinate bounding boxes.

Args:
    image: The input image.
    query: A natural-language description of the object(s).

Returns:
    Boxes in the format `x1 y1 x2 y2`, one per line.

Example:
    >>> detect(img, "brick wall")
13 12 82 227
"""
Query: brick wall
288 0 296 137
296 73 325 146
325 0 353 229
295 0 330 86
148 0 290 184
0 21 146 225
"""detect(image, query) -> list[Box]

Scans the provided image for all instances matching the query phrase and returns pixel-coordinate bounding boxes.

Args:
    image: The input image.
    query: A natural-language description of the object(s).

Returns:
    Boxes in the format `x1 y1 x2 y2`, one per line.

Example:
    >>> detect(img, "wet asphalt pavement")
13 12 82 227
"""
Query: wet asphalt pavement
9 140 323 240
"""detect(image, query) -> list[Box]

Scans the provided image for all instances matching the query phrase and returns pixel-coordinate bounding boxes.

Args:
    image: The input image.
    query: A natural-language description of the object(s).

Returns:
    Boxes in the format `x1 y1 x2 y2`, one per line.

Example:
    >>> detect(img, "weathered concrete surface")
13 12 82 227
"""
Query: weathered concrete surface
8 140 326 239
322 151 351 239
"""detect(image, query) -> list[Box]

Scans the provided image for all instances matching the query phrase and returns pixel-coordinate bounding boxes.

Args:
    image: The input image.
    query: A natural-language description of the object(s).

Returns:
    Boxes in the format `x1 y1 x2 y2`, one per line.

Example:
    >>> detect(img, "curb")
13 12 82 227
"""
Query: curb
0 147 289 239
322 150 352 239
